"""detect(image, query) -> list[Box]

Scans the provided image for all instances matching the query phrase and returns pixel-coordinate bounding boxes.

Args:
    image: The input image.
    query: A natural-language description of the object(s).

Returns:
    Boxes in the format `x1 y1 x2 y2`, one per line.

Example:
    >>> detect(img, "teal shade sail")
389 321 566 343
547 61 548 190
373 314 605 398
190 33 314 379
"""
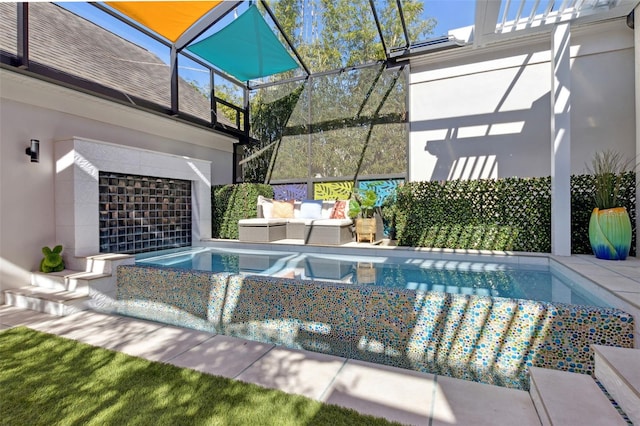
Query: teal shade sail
187 5 298 82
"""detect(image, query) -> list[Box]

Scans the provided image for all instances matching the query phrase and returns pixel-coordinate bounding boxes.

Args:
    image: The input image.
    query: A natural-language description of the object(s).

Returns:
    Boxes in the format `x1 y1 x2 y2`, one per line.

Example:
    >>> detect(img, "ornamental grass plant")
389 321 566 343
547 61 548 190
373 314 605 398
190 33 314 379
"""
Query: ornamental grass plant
586 150 637 260
587 150 634 210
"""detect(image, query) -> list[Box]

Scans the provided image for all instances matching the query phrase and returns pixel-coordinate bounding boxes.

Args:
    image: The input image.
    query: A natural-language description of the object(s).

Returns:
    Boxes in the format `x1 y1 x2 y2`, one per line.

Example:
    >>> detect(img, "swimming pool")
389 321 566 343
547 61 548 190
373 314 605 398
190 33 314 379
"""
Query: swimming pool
118 246 634 390
135 247 607 307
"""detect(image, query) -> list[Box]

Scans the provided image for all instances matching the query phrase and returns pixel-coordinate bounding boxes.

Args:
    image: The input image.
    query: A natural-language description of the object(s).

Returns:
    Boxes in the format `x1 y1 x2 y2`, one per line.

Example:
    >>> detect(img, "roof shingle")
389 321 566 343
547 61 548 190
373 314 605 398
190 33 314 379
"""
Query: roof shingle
0 3 234 127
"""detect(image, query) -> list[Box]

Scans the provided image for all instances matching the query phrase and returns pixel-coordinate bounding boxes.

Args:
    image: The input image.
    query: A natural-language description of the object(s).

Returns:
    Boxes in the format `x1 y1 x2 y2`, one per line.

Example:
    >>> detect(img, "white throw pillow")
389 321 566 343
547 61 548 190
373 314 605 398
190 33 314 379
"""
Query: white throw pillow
299 200 323 219
257 195 274 218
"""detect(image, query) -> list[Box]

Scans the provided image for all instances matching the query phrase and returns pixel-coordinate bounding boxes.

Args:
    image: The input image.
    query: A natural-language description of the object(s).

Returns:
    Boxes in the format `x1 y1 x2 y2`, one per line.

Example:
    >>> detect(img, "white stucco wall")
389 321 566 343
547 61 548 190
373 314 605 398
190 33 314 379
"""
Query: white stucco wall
409 19 635 182
0 69 235 299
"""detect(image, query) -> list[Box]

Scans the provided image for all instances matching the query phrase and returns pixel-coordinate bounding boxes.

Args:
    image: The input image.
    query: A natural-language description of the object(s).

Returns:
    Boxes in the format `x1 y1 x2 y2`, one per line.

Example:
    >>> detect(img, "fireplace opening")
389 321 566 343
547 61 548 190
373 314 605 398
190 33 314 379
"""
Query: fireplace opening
98 171 192 254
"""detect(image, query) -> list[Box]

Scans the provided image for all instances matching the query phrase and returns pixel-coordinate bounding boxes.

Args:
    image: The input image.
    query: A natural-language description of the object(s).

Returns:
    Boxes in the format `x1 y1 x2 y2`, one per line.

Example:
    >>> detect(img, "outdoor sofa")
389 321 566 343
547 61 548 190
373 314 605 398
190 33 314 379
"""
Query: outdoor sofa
238 196 353 245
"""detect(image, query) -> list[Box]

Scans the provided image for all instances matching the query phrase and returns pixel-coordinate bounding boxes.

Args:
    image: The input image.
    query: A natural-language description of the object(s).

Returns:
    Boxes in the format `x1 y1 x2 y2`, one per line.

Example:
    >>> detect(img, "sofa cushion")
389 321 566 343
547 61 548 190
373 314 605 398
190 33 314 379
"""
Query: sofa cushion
286 218 316 225
310 218 353 226
273 200 295 218
299 200 323 219
238 218 287 226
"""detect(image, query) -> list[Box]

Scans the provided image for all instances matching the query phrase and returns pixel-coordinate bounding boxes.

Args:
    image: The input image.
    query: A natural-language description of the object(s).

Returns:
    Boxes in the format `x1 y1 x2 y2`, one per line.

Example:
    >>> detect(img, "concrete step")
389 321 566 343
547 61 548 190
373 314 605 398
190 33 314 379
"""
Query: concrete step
31 269 111 293
84 253 135 274
2 253 133 317
528 366 627 426
64 253 134 274
4 286 90 316
594 345 640 426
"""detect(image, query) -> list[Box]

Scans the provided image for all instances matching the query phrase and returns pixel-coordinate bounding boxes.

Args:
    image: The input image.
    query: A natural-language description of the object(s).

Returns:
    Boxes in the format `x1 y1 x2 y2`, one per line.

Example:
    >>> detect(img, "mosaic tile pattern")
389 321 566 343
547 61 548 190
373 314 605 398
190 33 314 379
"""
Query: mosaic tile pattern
221 278 365 355
117 266 635 390
596 379 634 425
116 266 220 332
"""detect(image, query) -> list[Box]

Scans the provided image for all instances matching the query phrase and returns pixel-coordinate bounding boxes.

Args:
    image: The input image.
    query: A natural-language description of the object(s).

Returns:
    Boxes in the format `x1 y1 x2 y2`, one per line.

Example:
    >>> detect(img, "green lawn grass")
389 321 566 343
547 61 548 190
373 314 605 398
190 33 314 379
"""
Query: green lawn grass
1 327 399 426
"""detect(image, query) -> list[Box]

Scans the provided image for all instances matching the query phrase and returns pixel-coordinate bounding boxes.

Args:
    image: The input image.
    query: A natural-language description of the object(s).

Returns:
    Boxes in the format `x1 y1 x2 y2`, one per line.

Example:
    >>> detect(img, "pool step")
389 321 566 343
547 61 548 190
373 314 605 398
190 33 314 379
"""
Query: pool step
2 254 135 316
528 366 627 425
593 345 640 425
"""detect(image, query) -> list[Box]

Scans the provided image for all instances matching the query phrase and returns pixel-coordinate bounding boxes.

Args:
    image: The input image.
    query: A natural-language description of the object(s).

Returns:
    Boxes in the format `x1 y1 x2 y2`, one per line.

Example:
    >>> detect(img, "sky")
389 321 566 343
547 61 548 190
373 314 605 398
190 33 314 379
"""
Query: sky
55 0 565 43
56 1 478 85
426 0 476 36
59 1 478 47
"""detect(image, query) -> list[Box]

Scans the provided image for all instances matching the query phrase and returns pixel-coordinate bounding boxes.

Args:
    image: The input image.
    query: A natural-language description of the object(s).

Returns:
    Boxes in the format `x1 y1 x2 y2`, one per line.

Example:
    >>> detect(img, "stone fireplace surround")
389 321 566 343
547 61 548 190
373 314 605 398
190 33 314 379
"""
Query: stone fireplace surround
54 137 211 259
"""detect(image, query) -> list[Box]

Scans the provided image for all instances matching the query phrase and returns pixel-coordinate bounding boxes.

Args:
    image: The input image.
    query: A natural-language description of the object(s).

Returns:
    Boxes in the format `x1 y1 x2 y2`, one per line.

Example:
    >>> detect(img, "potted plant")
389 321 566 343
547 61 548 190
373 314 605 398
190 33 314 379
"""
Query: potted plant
587 150 633 260
348 189 378 242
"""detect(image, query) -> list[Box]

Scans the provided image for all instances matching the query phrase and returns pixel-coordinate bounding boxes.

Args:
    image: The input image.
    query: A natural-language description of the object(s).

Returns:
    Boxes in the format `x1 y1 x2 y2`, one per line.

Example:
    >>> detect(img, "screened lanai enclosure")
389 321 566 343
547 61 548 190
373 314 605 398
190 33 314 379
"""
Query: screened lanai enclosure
1 1 422 195
3 0 634 199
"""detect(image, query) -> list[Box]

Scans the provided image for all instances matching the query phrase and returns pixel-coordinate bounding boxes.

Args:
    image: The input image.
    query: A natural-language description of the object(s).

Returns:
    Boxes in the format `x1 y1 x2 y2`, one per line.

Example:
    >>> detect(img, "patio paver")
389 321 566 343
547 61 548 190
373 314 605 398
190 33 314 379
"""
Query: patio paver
73 316 169 350
0 305 59 327
432 375 540 426
168 334 275 379
235 346 347 400
112 324 216 362
323 359 434 425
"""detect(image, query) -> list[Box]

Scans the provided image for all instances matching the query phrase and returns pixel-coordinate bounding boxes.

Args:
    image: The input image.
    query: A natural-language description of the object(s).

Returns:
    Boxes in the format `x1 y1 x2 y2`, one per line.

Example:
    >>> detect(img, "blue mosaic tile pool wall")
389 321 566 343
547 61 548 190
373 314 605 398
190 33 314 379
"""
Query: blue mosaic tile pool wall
117 265 635 390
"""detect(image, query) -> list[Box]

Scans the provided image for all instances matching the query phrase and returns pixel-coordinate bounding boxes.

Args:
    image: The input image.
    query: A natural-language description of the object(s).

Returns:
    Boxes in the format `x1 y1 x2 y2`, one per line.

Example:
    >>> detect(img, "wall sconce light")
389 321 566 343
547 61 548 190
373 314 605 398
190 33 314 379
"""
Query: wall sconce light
25 139 39 163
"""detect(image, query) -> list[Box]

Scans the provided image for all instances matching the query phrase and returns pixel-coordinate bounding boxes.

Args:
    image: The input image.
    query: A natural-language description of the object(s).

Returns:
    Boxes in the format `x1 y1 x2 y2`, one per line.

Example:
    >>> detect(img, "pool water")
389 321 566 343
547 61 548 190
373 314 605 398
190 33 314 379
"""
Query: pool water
135 247 607 307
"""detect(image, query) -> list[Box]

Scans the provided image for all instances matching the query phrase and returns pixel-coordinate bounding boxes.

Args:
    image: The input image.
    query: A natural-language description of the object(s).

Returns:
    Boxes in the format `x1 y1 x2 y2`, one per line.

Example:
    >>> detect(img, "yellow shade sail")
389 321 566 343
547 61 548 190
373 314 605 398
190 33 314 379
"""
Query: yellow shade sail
106 1 222 42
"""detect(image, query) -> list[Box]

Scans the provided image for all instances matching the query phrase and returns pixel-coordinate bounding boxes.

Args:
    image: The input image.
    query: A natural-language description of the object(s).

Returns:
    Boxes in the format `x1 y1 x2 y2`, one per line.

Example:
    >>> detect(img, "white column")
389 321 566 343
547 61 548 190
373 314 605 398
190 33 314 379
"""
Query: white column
550 23 572 256
635 6 640 259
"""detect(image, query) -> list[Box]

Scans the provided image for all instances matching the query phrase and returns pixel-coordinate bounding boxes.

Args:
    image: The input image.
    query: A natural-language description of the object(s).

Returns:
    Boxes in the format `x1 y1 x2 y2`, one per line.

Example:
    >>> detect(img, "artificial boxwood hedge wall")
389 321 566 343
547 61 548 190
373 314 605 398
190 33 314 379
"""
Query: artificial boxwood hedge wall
392 177 552 252
212 183 273 239
212 174 635 254
390 172 635 254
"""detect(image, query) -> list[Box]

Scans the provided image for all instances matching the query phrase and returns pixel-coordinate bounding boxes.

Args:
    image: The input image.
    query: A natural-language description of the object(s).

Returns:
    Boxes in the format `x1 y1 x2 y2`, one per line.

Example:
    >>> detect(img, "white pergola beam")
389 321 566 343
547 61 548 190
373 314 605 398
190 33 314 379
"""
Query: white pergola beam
484 0 637 44
474 0 502 46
